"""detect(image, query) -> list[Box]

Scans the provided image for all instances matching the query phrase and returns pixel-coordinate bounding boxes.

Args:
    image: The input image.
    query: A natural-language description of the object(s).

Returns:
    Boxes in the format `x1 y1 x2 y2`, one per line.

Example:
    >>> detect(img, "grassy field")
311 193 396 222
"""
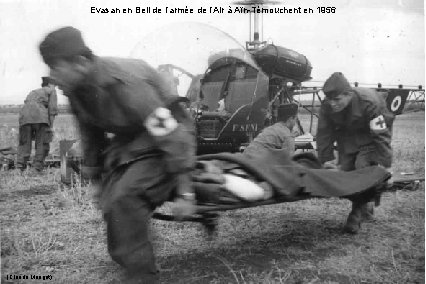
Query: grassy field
1 112 424 283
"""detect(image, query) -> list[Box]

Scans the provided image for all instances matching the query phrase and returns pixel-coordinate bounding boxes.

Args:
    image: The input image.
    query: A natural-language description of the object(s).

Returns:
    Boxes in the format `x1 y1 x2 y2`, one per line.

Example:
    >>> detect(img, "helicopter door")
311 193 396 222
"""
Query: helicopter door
218 70 269 140
201 83 223 111
224 64 260 113
200 65 232 111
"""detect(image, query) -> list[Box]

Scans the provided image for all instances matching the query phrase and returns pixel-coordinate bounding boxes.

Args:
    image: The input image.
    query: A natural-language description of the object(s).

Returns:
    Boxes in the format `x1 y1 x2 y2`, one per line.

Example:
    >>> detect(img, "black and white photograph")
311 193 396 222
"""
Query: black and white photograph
0 0 424 283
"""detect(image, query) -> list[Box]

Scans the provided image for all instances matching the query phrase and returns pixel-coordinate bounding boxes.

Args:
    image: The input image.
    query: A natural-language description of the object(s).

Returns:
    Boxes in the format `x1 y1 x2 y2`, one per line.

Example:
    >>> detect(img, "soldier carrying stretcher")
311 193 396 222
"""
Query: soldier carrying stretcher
39 26 197 284
316 72 394 234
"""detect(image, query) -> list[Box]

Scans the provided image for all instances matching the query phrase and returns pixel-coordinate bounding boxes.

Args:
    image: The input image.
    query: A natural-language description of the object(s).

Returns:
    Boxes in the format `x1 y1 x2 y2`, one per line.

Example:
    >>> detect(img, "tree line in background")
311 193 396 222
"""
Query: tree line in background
0 100 423 114
0 105 71 114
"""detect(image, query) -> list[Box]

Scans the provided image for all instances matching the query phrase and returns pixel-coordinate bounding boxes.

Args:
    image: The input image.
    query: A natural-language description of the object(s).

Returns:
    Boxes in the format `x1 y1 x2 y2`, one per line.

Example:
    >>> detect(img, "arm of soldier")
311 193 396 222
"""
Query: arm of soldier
123 80 196 174
48 87 58 126
316 105 336 165
278 129 295 154
281 138 295 154
365 103 393 169
124 81 197 218
144 103 196 220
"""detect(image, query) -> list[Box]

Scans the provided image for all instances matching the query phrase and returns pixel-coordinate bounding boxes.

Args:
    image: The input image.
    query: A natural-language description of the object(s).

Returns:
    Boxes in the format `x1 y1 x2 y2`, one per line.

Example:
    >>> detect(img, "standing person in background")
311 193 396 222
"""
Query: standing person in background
316 72 394 234
39 26 196 284
17 76 58 172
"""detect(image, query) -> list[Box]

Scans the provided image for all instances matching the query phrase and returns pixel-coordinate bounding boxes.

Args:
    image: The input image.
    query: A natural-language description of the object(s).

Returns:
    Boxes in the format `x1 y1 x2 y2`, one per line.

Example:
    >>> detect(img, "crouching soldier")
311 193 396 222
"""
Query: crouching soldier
316 72 394 234
244 103 299 158
39 26 196 283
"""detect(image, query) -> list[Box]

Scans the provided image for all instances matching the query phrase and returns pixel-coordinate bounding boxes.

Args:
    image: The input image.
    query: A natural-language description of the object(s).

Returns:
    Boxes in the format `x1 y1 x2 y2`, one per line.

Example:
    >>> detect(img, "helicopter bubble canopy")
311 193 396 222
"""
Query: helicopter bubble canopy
129 22 260 97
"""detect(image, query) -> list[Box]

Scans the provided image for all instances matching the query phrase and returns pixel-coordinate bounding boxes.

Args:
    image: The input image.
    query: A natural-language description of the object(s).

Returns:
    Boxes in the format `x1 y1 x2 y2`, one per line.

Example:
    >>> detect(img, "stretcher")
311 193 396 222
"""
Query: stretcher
57 141 422 235
152 151 413 235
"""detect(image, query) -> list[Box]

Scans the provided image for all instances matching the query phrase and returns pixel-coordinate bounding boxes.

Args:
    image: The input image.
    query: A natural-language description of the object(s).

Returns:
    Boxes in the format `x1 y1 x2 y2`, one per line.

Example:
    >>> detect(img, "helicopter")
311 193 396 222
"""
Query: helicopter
175 1 314 154
179 0 423 155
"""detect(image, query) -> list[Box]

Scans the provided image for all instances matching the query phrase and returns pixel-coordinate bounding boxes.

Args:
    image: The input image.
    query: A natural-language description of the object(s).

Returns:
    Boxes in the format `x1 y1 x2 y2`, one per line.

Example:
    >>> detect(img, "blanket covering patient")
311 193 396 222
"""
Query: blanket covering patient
191 148 390 205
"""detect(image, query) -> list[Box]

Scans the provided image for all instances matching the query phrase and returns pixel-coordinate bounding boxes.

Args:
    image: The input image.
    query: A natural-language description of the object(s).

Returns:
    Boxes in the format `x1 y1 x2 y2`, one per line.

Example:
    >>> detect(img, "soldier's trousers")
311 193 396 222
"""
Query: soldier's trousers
43 127 54 160
101 156 176 284
339 145 378 171
340 145 378 224
17 123 50 171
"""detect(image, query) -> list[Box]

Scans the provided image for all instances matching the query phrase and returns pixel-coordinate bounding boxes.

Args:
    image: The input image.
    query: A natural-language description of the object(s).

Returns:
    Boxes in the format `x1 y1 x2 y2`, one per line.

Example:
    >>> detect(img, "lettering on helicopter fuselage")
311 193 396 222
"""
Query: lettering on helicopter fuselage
232 123 259 132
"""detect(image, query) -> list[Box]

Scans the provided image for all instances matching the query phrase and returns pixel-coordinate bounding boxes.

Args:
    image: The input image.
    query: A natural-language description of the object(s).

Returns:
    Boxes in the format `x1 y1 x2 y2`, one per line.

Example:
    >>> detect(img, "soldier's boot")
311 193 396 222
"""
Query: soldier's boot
16 159 29 172
32 158 45 173
361 202 374 222
343 202 364 234
28 168 44 177
16 163 26 172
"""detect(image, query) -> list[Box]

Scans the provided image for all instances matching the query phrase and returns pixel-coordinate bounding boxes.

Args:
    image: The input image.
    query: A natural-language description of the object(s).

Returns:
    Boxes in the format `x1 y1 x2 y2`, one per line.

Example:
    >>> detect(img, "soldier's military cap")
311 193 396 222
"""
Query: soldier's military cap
323 72 352 99
39 26 90 66
277 103 299 121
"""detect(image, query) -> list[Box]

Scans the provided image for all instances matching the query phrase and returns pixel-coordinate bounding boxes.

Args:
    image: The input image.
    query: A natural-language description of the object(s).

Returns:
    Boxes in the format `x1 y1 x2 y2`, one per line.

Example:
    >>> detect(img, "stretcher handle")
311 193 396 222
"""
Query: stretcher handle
194 195 310 213
152 195 309 222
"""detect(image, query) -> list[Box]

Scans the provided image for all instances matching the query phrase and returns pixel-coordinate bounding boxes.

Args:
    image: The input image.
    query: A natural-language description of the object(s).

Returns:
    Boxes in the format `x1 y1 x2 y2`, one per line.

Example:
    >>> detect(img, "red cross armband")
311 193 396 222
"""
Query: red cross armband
144 107 178 137
369 114 387 133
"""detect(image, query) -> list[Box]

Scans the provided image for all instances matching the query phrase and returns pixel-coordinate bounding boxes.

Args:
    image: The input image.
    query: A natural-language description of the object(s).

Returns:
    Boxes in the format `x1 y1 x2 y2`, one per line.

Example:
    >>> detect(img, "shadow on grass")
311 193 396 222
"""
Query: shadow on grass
157 218 356 284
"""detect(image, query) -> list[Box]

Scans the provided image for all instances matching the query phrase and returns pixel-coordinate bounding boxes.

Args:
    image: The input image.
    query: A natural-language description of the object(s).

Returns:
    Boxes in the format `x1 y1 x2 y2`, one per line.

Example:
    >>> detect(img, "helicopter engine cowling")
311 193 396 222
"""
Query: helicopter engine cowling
252 44 312 82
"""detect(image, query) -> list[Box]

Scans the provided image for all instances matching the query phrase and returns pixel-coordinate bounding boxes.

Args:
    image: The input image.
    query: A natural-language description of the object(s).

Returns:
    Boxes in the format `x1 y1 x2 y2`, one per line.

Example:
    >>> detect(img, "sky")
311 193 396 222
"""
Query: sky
0 0 424 105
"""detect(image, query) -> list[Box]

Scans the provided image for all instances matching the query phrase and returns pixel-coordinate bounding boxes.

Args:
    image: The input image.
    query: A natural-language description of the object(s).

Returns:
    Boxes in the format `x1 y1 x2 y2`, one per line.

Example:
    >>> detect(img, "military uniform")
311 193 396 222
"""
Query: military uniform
244 103 298 158
17 84 57 171
317 87 394 169
317 72 394 234
39 26 198 283
62 56 195 282
243 122 295 157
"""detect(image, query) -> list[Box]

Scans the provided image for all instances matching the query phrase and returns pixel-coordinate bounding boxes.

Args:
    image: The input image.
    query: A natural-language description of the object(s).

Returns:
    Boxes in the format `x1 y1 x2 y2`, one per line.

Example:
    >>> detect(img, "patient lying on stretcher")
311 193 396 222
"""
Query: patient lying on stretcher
191 148 390 205
193 159 274 203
